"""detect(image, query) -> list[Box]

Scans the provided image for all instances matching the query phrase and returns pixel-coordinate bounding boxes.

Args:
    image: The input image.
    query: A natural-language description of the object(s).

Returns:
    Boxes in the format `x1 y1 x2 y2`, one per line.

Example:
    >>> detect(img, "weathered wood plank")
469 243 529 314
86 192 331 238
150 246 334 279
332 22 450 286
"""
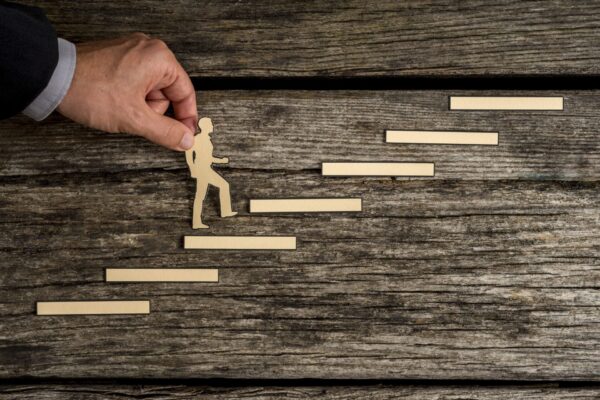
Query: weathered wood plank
1 169 600 379
2 91 599 180
1 384 599 400
2 90 600 379
20 0 600 77
4 0 600 386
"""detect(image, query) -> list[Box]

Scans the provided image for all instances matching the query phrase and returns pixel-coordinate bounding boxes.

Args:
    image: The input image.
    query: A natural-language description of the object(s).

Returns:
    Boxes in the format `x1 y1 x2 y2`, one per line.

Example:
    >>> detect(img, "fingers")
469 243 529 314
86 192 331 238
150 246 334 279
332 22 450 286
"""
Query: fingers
146 89 170 115
147 99 170 115
132 104 195 151
156 57 197 134
136 45 197 151
58 32 200 152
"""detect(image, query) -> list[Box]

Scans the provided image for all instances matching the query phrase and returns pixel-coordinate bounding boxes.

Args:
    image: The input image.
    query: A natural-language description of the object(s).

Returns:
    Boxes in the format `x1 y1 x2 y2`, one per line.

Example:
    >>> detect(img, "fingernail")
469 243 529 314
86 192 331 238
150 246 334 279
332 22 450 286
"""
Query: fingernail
179 132 194 150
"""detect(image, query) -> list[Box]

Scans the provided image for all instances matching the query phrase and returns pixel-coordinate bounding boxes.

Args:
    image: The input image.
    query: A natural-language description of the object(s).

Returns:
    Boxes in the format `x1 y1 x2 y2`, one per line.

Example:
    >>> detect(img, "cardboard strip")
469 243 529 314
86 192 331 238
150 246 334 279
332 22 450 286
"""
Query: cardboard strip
184 236 296 250
106 268 219 282
36 301 150 315
250 198 362 213
449 96 563 110
322 162 434 177
386 130 498 145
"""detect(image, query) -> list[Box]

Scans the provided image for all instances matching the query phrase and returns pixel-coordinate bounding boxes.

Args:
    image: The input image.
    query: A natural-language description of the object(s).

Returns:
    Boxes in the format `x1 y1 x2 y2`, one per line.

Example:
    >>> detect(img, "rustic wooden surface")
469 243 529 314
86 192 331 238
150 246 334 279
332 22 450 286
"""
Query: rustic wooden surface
19 0 600 77
1 91 600 381
3 90 598 179
2 1 600 396
2 384 600 399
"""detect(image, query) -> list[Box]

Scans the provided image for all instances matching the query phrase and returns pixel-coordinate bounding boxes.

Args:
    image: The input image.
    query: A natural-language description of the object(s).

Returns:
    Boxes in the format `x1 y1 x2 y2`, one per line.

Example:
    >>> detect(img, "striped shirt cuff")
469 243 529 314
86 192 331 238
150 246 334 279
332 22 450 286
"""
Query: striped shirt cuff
23 38 76 121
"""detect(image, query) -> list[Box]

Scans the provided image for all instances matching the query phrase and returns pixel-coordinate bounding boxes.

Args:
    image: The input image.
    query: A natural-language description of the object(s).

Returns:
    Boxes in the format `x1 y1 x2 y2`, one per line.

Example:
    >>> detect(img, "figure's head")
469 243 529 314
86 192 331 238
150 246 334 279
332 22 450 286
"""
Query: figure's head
197 117 213 135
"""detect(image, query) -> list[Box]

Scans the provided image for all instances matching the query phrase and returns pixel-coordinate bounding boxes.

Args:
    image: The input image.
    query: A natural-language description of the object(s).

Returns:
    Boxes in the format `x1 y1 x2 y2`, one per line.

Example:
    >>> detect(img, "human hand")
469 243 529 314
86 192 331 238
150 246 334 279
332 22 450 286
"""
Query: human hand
57 33 197 151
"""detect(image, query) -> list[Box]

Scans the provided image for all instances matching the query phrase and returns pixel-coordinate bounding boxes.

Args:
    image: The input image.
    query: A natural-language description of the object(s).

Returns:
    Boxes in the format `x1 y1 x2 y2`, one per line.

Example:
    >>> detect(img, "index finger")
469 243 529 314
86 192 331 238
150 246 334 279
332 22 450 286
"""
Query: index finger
160 60 197 134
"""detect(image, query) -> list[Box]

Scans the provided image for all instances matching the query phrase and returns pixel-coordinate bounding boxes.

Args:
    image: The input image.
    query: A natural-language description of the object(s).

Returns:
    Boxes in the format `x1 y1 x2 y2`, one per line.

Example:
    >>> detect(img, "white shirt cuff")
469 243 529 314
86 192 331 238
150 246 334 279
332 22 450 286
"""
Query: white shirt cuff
22 38 76 121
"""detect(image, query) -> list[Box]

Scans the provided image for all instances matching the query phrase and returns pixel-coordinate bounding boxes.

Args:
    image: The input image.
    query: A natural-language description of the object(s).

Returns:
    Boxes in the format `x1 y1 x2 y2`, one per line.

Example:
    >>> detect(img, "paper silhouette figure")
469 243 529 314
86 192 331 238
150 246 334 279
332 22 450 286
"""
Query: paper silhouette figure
185 117 237 229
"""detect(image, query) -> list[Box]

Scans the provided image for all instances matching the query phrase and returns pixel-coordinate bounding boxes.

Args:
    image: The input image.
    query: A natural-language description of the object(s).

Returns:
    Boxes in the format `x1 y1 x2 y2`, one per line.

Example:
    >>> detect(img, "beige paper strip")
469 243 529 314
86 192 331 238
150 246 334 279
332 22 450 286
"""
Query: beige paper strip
106 268 218 282
449 96 563 110
184 236 296 250
250 198 362 213
386 130 498 145
37 301 150 315
322 162 434 176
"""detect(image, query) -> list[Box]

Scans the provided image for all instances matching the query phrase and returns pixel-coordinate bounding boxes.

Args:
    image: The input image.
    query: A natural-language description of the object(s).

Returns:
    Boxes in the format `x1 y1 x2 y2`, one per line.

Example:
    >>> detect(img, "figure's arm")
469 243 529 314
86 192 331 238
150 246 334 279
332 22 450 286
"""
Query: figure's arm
185 149 195 171
212 156 229 164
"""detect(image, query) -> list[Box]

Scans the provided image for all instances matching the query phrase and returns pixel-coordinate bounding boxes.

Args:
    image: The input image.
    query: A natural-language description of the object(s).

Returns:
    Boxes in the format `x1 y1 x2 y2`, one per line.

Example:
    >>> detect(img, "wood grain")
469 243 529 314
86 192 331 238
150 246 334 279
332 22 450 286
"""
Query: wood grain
4 0 600 388
2 90 600 379
20 0 600 77
1 171 600 379
2 91 598 180
1 384 600 399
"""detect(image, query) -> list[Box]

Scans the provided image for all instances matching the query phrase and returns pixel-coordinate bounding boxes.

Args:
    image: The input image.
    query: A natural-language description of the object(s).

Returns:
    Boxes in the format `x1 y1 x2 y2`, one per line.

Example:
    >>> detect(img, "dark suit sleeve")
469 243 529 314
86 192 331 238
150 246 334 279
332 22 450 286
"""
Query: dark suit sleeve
0 1 58 119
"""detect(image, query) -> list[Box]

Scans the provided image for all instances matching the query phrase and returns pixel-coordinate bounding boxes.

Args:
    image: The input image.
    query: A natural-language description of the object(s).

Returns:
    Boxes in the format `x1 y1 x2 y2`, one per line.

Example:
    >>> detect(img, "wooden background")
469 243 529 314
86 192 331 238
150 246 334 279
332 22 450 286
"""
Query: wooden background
2 1 600 398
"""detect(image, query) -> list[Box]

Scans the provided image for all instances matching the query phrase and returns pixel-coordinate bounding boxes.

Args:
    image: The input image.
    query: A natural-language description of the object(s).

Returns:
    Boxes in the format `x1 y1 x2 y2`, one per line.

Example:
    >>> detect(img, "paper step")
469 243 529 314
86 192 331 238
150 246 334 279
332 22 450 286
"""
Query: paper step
386 130 498 145
184 236 296 250
449 96 563 110
106 268 218 282
250 198 362 213
37 301 150 315
322 162 434 177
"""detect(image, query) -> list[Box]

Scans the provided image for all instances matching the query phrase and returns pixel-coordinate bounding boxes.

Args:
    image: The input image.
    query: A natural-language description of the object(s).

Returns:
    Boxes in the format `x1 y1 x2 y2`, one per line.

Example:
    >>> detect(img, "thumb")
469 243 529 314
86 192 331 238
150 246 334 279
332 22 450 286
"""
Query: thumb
131 106 195 151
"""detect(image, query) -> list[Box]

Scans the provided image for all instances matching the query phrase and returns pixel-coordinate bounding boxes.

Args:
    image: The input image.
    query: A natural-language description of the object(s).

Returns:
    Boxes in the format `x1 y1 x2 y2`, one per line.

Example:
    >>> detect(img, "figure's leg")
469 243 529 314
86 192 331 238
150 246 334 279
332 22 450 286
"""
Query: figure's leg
193 178 209 229
207 170 237 218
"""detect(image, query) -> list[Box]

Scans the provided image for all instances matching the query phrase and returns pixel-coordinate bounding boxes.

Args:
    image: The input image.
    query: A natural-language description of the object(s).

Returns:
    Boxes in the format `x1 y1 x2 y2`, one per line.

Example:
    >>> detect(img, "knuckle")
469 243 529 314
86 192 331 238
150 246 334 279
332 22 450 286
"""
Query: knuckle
131 32 150 40
123 32 152 53
148 38 169 51
138 38 174 63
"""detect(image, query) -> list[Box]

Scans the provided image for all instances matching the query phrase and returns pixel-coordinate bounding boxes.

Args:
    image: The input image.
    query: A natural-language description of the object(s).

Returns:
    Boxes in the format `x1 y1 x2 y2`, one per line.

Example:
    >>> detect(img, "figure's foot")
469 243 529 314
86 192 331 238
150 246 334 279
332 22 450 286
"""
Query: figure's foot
193 222 209 229
222 211 238 218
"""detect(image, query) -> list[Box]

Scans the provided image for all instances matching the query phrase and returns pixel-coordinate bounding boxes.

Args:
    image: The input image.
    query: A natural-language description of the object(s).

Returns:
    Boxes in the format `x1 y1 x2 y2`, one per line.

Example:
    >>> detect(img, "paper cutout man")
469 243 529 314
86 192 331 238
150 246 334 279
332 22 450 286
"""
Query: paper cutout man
185 117 237 229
